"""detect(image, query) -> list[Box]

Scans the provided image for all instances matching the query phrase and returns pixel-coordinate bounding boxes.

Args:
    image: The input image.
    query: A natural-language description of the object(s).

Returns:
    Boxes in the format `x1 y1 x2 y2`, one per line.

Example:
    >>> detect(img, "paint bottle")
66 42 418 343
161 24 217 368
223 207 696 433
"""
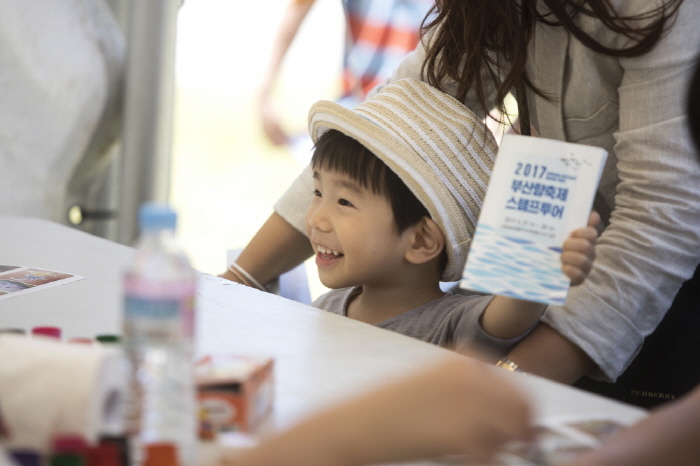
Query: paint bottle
97 436 129 466
68 337 94 345
50 435 88 466
31 326 61 339
95 335 121 346
86 441 120 466
8 450 42 466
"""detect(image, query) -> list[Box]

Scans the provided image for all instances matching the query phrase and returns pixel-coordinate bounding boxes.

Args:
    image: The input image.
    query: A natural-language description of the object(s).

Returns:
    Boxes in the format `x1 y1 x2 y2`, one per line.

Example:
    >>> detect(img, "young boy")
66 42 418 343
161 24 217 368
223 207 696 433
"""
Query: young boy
305 78 597 358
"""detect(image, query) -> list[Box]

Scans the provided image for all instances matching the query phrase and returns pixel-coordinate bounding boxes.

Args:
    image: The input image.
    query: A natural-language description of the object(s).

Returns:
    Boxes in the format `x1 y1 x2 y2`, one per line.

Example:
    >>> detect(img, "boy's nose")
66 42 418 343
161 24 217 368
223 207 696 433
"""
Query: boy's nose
306 204 331 232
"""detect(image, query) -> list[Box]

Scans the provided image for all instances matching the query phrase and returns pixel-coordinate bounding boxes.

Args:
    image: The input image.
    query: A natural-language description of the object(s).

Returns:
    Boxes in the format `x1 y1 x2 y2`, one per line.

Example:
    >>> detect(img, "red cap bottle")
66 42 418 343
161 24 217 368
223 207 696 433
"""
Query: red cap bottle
50 434 88 466
143 443 179 466
32 326 61 339
86 442 120 466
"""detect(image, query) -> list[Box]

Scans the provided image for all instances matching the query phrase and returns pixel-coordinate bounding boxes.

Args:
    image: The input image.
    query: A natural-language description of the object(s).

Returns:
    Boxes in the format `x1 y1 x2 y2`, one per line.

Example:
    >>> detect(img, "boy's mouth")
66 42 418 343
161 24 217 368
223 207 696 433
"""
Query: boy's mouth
316 244 344 267
316 244 344 262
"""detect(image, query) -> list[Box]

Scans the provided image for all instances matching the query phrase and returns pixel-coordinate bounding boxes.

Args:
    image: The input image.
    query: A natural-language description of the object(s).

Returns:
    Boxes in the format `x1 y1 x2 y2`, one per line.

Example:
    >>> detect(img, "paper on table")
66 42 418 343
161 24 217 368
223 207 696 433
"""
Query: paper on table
0 266 84 301
494 415 629 466
460 135 607 306
437 414 631 465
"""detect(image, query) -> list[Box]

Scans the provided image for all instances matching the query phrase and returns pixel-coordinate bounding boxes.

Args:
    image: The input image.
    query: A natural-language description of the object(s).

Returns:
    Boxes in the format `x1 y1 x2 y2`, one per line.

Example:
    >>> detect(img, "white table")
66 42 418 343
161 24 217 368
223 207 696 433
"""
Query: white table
0 216 647 456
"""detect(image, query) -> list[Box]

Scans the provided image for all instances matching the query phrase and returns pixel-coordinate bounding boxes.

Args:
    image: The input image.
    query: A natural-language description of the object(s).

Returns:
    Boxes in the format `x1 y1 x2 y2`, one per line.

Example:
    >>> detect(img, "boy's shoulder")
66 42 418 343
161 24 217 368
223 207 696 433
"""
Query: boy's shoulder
377 292 491 330
377 292 493 347
311 287 360 316
410 292 491 320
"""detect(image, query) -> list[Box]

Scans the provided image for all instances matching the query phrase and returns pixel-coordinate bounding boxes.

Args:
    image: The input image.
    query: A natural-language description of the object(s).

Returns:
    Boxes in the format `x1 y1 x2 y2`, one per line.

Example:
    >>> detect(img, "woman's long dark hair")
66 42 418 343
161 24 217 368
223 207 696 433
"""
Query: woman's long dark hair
421 0 684 132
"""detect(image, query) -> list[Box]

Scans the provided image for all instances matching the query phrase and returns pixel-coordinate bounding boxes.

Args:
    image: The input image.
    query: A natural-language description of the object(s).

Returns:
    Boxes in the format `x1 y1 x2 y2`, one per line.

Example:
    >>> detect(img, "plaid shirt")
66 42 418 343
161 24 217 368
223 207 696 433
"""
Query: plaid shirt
341 0 433 100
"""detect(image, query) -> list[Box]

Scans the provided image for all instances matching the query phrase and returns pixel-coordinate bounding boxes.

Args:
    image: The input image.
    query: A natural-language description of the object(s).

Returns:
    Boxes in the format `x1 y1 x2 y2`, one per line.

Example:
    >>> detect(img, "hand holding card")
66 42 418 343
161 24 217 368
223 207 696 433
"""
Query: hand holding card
460 134 607 306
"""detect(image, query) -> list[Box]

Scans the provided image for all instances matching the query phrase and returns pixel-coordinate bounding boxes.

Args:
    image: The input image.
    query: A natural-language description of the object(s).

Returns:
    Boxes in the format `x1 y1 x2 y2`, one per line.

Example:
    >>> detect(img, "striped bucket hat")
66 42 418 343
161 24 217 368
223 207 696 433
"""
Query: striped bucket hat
308 78 498 281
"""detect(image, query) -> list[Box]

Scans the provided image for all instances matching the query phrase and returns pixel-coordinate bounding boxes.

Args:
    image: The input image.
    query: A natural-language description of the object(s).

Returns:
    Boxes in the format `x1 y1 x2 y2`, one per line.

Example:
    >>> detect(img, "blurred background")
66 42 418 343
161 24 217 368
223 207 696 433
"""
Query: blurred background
1 0 429 301
171 0 344 297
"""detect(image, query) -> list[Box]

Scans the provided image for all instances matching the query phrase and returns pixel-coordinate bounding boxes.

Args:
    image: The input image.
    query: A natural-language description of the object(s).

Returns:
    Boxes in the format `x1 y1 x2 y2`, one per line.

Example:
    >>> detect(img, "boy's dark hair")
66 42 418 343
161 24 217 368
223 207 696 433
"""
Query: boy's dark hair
311 129 429 233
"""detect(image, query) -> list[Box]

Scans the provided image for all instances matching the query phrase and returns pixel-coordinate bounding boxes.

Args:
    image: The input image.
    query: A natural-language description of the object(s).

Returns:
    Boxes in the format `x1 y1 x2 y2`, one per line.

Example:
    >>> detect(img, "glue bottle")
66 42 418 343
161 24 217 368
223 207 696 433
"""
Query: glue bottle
123 203 197 466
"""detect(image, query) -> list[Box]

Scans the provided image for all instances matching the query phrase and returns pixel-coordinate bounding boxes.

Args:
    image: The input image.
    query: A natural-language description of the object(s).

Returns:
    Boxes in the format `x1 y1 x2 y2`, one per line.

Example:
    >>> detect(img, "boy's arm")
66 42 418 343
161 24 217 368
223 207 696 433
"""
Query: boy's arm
480 298 546 340
480 212 600 340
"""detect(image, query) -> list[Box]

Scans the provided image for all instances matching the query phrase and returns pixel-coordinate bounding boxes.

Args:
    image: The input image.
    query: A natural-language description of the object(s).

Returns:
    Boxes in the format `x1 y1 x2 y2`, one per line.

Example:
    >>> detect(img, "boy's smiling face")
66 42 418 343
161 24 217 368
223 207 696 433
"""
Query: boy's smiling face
305 168 415 290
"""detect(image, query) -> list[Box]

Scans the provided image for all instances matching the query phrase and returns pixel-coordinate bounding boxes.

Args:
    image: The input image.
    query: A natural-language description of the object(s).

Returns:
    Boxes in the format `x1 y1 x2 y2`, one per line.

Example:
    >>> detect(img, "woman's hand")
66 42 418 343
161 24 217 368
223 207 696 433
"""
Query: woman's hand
347 355 533 463
227 355 533 466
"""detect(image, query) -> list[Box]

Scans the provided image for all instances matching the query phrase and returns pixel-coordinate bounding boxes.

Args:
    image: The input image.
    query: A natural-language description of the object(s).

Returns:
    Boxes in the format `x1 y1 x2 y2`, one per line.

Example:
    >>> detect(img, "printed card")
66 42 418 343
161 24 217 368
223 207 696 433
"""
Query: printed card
460 134 607 305
0 266 84 301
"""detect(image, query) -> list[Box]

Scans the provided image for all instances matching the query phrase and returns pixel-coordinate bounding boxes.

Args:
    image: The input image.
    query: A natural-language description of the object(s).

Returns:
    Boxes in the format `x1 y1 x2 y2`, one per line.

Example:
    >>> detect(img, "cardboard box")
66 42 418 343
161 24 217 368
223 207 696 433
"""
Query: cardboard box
196 355 274 434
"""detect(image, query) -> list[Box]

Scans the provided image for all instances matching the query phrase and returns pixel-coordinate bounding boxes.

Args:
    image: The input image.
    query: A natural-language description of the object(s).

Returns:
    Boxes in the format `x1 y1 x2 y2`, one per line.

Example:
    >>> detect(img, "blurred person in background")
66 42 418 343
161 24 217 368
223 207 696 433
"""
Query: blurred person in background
258 0 432 156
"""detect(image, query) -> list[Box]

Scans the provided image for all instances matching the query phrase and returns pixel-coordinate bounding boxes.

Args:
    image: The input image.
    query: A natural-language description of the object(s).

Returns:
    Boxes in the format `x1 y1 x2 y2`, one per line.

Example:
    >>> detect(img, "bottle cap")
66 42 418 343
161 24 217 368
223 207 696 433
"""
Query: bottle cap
97 436 129 466
51 435 88 466
52 434 88 454
50 455 85 466
0 328 26 336
95 335 121 345
139 203 177 232
68 337 94 345
86 443 120 466
9 450 42 466
32 326 61 339
143 443 179 466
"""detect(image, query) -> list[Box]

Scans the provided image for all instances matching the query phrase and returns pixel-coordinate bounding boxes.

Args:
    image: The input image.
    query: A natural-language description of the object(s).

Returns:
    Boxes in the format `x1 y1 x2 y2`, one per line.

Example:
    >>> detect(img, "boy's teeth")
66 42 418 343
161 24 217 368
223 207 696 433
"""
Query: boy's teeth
319 246 342 256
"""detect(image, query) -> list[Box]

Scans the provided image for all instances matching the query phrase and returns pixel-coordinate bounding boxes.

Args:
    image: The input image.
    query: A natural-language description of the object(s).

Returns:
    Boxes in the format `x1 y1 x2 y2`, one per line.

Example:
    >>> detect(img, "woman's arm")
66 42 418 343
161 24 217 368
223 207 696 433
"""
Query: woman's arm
505 324 594 383
480 298 545 341
220 211 313 286
510 2 700 383
222 162 315 287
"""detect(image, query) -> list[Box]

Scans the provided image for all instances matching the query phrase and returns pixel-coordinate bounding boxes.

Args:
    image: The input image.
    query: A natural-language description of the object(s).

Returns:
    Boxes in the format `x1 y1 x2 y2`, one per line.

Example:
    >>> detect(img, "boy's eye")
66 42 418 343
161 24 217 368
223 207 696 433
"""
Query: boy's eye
313 189 322 197
338 198 353 207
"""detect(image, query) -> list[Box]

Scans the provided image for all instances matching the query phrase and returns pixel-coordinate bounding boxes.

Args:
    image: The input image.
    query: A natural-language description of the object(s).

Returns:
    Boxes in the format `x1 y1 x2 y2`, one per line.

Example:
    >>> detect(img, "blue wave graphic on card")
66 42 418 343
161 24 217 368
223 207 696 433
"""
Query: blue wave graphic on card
463 225 569 305
460 135 607 306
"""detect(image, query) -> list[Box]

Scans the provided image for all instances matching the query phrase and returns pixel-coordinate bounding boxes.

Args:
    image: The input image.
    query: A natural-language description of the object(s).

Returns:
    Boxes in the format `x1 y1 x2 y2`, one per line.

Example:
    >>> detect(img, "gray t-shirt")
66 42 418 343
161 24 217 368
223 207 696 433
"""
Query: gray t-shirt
312 287 532 357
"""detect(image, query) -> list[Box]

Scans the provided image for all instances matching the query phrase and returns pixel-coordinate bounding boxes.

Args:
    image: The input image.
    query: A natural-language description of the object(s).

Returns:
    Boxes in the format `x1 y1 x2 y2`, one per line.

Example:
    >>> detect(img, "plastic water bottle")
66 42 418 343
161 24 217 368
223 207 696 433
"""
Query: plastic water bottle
123 203 197 466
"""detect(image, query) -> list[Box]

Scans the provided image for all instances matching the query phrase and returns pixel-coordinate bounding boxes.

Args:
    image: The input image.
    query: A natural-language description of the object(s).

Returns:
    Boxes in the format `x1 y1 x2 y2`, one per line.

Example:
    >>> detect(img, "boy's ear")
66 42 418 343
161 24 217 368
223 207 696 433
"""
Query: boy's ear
405 217 445 266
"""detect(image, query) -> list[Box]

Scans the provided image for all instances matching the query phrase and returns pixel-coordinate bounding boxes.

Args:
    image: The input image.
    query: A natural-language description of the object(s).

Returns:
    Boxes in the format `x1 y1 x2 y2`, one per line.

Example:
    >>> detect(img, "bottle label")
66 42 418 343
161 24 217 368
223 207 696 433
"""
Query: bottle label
124 278 196 343
125 296 180 318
